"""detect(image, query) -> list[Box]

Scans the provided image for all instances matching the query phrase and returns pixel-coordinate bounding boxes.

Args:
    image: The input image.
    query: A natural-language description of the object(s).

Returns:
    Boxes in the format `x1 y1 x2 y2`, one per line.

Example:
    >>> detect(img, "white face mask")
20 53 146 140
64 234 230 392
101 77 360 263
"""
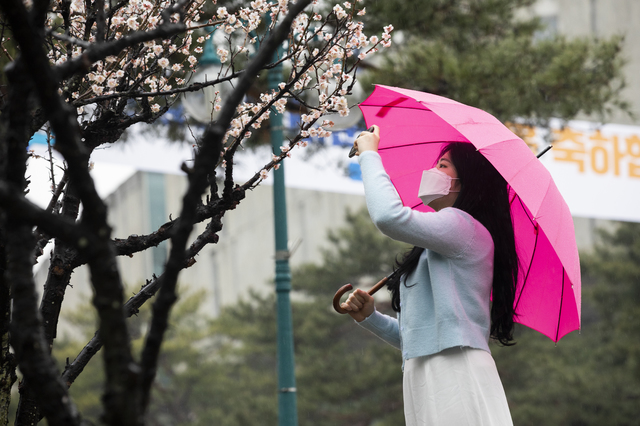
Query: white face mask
418 168 460 205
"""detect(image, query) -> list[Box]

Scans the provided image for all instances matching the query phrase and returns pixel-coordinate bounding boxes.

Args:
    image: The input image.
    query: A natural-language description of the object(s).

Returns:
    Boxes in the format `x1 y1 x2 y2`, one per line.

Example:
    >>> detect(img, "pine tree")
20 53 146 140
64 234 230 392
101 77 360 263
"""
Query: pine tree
358 0 629 125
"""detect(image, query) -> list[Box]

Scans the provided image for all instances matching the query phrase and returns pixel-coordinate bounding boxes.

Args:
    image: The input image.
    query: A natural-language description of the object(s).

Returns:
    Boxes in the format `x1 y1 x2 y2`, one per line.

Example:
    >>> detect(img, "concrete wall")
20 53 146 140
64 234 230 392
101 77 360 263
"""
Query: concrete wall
560 0 640 125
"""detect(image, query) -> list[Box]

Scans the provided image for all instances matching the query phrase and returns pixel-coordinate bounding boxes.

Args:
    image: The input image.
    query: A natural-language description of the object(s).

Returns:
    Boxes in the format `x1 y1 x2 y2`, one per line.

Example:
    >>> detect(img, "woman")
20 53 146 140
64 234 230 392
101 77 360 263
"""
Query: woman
342 125 517 425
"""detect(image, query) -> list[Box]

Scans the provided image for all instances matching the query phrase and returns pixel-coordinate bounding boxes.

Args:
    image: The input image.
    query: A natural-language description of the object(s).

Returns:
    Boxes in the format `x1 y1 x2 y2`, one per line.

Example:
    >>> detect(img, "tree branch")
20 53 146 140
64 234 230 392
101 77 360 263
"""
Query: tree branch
0 183 90 250
70 51 295 107
46 29 92 49
62 212 227 387
1 0 140 422
0 45 81 426
39 181 82 348
70 192 239 269
33 171 69 259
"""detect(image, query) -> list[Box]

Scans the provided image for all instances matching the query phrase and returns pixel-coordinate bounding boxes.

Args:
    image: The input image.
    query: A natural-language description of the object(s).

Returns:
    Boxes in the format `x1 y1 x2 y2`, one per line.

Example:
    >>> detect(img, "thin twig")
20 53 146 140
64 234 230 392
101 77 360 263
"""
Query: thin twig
70 52 295 107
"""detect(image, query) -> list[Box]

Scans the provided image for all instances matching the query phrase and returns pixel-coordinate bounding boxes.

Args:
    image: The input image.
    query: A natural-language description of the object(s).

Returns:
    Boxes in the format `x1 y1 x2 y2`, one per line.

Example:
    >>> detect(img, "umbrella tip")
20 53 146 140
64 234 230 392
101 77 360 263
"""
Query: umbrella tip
536 145 553 159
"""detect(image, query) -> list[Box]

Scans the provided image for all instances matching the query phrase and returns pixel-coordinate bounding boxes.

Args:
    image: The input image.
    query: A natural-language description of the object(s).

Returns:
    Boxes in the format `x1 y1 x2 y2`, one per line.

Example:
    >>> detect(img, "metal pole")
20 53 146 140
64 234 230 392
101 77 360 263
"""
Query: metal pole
268 48 299 426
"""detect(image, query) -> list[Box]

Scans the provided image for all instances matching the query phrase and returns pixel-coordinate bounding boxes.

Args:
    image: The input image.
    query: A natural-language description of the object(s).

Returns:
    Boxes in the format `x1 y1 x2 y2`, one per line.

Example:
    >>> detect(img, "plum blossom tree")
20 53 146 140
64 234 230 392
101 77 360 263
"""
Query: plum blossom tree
0 0 391 424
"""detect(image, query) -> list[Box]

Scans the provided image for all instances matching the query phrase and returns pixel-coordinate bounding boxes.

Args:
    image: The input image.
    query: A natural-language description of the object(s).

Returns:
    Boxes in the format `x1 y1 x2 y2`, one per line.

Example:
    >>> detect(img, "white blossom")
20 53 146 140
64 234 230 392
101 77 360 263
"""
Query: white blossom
91 84 103 95
126 17 138 30
216 48 229 62
333 4 347 19
217 6 229 18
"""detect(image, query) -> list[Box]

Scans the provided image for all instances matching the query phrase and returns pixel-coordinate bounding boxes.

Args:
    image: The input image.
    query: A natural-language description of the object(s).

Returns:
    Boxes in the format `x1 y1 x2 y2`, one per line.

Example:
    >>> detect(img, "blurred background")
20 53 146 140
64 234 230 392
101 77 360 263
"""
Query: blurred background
21 0 640 424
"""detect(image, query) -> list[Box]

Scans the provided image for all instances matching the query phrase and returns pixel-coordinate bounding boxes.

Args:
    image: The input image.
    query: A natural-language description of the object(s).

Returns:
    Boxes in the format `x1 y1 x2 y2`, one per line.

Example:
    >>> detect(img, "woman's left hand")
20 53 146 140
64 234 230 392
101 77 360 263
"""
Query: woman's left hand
353 125 380 155
340 288 375 322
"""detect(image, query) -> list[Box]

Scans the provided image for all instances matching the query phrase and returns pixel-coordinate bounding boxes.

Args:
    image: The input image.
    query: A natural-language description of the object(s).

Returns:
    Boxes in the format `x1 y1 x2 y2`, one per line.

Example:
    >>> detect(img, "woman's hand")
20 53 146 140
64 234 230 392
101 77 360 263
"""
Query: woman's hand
340 288 375 322
353 125 380 155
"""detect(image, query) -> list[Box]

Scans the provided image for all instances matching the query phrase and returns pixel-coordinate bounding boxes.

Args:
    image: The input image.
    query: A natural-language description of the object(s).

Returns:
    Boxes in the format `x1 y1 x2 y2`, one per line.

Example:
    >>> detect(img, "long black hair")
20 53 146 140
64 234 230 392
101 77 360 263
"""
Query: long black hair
387 142 519 346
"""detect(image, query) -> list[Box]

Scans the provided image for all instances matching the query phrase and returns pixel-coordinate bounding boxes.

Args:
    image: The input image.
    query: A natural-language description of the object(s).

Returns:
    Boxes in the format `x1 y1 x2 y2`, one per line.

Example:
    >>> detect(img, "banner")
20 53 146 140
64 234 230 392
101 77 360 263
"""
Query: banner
27 117 640 222
514 119 640 223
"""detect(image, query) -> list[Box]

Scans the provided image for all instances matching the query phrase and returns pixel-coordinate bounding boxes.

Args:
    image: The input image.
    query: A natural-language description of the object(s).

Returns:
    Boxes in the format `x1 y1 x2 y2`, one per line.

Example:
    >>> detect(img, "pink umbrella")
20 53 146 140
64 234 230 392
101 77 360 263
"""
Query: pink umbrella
357 85 581 342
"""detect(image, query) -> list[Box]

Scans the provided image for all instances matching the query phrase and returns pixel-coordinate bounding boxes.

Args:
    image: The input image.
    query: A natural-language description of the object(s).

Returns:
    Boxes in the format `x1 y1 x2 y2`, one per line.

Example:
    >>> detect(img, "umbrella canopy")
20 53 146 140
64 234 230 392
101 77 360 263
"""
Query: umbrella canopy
358 85 581 342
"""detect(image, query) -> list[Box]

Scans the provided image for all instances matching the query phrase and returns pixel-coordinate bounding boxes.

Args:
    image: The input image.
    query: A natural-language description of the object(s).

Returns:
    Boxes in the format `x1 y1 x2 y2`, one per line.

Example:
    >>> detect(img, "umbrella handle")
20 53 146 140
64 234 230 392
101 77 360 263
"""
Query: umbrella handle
348 126 376 158
332 276 390 314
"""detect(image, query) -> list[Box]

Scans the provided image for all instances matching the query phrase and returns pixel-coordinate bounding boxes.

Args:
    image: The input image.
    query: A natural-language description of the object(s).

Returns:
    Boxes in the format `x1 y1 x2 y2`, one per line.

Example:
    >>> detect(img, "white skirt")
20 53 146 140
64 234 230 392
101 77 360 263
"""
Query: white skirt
403 347 513 426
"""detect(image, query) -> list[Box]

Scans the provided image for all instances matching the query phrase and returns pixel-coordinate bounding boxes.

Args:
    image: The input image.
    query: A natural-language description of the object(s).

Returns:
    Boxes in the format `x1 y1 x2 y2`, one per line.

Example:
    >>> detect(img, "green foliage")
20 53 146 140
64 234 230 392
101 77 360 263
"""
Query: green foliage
358 0 630 124
193 207 409 425
361 0 539 49
55 214 640 425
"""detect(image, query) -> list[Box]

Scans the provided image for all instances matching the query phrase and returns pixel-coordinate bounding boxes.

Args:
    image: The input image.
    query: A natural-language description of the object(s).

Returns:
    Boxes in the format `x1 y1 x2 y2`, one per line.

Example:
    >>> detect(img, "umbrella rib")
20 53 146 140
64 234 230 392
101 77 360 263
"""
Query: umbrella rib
360 104 429 111
515 220 539 312
555 269 565 342
518 196 536 228
514 195 538 312
378 140 458 152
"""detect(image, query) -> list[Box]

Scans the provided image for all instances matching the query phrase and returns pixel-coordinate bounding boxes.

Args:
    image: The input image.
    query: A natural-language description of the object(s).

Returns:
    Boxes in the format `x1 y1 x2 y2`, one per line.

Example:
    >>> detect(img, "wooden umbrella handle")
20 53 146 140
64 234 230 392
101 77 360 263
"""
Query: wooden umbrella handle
332 276 390 314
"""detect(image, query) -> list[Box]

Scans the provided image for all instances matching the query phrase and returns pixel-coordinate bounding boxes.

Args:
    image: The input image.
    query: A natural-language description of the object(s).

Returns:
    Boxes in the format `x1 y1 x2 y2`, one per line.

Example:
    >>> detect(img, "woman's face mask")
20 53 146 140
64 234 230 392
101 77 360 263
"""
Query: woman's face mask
418 168 460 205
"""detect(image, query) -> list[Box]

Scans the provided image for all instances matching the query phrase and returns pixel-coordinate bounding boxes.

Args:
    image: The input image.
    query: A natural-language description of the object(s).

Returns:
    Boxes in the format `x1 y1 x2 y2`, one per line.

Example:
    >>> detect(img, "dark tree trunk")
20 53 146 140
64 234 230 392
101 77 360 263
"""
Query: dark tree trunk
0 225 17 426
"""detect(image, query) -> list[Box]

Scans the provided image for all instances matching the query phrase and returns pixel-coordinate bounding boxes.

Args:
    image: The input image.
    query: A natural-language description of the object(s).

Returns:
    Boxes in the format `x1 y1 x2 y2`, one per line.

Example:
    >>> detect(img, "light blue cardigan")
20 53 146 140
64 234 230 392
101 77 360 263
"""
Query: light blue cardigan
357 151 495 362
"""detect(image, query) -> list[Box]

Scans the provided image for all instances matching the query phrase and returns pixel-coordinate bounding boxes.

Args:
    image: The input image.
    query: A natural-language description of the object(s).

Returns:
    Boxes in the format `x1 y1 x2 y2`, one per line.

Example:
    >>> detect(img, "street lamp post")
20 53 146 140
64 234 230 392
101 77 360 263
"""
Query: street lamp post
186 26 298 424
268 48 299 426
